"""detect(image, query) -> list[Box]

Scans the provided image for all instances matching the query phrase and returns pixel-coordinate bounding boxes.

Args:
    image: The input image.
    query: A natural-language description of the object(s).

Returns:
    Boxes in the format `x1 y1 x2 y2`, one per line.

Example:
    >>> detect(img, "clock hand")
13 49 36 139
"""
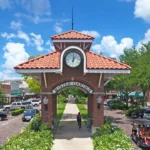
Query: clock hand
72 52 75 62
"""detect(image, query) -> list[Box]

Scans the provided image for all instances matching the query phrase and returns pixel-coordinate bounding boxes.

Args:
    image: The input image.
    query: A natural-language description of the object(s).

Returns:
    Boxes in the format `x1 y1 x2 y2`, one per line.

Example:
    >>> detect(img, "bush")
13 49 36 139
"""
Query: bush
0 114 53 150
75 96 87 104
109 103 127 110
57 94 67 103
11 108 24 116
93 122 134 150
125 107 141 117
26 114 41 131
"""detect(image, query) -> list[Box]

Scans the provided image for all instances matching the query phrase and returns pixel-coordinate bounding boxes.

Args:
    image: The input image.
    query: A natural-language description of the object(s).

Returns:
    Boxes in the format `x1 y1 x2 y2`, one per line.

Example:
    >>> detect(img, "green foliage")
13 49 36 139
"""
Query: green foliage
57 103 66 123
22 76 41 94
93 122 134 150
0 85 5 105
76 103 87 124
109 103 127 110
57 94 67 103
26 114 41 131
0 114 53 150
11 108 24 116
75 96 87 104
125 107 141 117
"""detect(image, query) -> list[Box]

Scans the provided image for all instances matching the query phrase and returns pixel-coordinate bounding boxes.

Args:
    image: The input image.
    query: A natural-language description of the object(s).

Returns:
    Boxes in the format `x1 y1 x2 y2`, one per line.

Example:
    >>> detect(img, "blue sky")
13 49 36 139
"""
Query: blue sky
0 0 150 80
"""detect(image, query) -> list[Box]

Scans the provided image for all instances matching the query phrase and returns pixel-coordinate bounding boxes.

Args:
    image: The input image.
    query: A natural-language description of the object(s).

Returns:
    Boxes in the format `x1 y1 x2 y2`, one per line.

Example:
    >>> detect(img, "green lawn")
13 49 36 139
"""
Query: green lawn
57 103 66 123
76 103 87 124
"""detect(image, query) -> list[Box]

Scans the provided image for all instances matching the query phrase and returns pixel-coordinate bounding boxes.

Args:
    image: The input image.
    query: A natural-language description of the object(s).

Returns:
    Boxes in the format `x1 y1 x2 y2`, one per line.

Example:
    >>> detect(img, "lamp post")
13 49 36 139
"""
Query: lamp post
43 96 48 111
97 95 102 109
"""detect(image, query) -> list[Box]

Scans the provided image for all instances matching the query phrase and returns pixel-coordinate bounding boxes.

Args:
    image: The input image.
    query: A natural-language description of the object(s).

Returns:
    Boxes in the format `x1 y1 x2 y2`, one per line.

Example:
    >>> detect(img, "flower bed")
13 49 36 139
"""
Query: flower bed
0 114 53 150
93 122 134 150
11 108 24 116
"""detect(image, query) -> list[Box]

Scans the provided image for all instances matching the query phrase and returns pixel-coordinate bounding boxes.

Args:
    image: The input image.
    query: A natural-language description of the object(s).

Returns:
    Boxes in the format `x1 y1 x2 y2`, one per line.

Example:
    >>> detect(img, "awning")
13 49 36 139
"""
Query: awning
129 92 143 97
11 93 22 97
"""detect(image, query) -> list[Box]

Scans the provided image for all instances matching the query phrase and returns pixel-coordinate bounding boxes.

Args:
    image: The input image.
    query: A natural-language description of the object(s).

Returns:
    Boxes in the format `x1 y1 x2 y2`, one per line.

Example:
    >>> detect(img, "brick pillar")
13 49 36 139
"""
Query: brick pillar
52 94 57 118
47 95 53 126
88 94 93 118
92 94 104 127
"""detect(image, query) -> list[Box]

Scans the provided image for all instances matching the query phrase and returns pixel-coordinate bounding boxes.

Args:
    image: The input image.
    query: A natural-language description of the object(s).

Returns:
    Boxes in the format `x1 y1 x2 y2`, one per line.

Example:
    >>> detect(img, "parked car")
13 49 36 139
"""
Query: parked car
104 99 114 106
0 111 7 121
131 109 146 118
107 100 123 107
143 109 150 119
3 102 27 111
22 101 33 109
30 99 40 106
22 109 39 122
131 119 150 148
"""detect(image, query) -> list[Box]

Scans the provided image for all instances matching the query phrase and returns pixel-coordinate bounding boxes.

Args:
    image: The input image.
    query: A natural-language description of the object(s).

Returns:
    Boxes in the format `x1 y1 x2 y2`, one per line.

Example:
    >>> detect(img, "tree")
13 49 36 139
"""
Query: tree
0 84 5 106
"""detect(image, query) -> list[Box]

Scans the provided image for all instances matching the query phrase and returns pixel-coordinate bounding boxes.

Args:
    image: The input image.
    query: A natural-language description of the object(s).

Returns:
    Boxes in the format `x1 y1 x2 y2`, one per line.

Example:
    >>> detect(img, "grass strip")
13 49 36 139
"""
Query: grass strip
57 103 66 123
76 103 87 124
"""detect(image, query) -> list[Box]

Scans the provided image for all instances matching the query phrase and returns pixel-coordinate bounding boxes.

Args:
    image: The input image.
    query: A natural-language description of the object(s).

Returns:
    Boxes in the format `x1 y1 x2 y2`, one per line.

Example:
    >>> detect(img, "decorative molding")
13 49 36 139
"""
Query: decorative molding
85 69 130 74
60 46 87 74
93 92 105 95
52 81 93 94
15 69 61 74
43 73 47 88
52 40 93 43
98 73 102 88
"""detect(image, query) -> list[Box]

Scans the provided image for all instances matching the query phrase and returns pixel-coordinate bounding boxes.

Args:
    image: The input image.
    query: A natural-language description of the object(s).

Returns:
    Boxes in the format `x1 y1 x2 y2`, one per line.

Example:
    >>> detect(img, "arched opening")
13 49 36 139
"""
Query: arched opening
51 83 93 138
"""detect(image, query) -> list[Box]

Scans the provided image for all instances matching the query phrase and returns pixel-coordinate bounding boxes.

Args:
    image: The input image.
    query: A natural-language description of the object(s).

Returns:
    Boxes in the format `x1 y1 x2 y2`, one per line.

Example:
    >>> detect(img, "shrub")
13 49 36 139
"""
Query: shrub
93 122 134 150
11 108 24 116
0 114 53 150
57 94 67 103
75 96 87 104
125 107 141 117
109 103 127 110
26 114 41 131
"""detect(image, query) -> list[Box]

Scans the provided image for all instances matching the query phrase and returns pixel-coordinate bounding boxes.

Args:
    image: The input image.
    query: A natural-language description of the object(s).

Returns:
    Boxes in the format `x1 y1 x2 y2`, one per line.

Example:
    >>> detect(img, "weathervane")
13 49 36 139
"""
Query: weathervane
72 7 74 30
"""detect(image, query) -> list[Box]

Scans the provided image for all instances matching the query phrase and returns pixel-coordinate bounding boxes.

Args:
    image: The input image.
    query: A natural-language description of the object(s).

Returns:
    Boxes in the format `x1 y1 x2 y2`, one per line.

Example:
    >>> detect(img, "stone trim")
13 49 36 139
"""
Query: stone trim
41 92 53 95
93 92 105 95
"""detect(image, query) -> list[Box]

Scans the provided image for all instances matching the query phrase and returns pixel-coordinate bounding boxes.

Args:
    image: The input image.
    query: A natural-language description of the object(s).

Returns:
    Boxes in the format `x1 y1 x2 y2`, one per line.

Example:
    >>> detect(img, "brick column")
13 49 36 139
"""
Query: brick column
88 94 93 118
47 95 53 126
92 94 104 134
52 94 57 118
87 94 93 128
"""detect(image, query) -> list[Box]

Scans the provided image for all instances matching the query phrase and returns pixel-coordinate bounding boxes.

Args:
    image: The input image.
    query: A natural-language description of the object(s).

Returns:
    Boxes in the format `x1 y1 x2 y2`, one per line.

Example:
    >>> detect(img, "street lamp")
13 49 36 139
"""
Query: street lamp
43 96 48 110
97 95 102 109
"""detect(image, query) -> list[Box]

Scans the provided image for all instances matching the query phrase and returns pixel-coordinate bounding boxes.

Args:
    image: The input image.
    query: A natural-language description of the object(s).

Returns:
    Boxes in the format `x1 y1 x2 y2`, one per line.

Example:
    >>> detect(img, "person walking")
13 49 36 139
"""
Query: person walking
77 112 82 129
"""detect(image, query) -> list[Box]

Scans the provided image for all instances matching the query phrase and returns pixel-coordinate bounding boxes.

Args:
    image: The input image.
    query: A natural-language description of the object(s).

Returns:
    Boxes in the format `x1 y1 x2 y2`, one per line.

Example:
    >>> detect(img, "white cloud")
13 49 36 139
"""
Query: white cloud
46 40 55 52
101 36 134 58
16 0 51 16
91 36 134 58
2 42 29 69
1 32 16 39
1 31 30 44
136 29 150 49
17 30 30 44
30 33 44 51
54 23 63 34
15 13 52 24
0 0 12 9
134 0 150 23
91 44 102 54
10 20 22 30
81 30 100 38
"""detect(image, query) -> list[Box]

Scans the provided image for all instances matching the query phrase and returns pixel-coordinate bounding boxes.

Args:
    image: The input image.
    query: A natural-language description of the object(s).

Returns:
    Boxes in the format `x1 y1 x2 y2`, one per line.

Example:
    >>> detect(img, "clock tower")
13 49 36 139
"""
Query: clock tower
14 30 131 134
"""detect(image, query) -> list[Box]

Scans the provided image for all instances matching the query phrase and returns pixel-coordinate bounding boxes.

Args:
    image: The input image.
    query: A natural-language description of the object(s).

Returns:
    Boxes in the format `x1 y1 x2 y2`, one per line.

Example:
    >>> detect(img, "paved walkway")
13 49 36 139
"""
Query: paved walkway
52 100 93 150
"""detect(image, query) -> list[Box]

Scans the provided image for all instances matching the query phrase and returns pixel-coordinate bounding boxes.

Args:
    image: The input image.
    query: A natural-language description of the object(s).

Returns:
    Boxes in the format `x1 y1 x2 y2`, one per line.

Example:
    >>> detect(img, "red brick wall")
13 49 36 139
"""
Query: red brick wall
0 84 11 94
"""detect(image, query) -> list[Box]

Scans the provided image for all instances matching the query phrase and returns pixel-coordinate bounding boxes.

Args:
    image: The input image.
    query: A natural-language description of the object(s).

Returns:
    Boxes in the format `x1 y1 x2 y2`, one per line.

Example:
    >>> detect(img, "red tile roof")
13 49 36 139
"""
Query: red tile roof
86 51 131 70
14 51 60 69
14 51 131 70
51 30 95 40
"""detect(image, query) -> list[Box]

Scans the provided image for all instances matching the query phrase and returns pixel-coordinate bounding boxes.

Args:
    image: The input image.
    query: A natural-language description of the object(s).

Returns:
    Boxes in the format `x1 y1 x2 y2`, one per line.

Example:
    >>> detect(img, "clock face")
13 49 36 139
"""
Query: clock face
65 52 81 68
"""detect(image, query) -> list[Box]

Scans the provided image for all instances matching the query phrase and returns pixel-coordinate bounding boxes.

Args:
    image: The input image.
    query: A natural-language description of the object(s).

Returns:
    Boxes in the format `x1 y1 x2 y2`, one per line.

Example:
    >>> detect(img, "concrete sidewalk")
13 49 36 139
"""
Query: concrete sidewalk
52 100 93 150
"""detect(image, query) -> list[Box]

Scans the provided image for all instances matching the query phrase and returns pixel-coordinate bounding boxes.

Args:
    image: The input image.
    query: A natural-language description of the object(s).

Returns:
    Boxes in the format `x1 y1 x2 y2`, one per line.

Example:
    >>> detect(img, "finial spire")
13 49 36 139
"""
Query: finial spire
72 7 74 30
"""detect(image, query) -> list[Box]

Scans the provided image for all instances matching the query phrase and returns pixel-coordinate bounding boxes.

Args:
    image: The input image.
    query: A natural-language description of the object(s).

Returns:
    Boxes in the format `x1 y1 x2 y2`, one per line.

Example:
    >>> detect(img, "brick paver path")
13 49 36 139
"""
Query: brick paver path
0 114 26 144
104 107 149 150
52 100 93 150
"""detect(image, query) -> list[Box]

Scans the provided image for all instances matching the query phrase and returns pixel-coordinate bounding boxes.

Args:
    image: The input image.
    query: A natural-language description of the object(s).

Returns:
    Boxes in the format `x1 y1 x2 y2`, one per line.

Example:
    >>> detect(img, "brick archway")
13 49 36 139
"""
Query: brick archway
14 30 131 134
